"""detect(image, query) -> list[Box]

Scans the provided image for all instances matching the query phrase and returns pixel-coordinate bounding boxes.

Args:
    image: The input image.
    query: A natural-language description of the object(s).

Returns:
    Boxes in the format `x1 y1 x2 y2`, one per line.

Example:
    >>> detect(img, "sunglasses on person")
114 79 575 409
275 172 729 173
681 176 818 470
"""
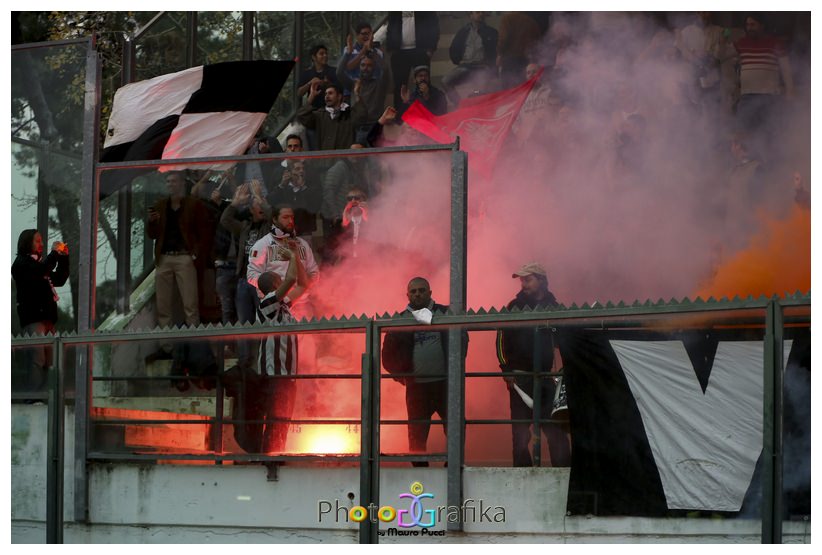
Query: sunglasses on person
347 195 364 201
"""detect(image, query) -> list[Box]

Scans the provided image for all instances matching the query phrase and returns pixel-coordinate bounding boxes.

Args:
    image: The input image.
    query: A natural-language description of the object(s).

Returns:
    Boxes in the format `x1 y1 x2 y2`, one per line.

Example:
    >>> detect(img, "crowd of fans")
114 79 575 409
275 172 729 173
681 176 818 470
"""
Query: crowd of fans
140 11 807 337
13 12 808 469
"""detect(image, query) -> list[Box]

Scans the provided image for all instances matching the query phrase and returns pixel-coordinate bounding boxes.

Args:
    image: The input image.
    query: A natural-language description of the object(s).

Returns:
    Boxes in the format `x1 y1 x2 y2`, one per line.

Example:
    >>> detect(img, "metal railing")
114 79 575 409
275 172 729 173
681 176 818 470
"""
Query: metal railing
12 293 810 543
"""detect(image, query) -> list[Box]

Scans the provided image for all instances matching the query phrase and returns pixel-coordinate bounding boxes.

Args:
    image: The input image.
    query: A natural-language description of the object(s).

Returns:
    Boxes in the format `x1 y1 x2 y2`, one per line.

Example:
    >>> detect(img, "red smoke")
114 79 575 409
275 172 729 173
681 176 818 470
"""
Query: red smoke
261 13 812 463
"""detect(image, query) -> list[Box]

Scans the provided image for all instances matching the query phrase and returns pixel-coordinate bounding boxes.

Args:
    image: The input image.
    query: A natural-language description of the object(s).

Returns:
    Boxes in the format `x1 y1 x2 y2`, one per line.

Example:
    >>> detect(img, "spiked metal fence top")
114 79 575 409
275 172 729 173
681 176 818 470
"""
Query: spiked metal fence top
11 292 810 346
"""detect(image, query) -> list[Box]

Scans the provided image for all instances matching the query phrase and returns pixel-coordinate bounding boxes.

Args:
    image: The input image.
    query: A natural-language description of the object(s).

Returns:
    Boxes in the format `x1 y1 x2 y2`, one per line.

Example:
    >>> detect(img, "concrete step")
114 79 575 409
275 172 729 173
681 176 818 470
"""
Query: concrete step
91 406 214 452
93 394 224 417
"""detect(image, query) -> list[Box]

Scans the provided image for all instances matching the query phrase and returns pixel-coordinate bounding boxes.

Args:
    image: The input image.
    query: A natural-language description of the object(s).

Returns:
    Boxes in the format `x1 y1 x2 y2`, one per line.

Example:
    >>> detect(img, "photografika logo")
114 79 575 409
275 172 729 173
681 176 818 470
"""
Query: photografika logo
318 481 506 535
397 481 435 527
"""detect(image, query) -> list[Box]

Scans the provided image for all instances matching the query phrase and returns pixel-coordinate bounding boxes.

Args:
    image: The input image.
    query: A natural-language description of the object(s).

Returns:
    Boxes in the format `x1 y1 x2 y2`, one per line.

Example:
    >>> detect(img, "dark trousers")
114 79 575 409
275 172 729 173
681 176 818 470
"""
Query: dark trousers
390 48 430 110
509 380 570 467
235 279 260 369
735 93 784 160
262 376 297 454
230 373 297 454
405 379 448 461
21 321 55 393
215 267 238 324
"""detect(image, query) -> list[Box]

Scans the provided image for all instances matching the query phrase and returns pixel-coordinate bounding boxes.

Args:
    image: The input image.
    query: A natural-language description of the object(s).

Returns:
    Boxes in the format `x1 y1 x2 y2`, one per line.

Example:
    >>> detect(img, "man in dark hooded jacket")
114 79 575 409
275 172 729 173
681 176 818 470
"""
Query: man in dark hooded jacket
496 262 570 467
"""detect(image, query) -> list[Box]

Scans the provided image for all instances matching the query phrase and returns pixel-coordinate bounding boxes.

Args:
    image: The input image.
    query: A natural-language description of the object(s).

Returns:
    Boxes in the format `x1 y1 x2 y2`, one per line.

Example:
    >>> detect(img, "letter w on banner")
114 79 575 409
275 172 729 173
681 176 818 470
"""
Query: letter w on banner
400 74 539 178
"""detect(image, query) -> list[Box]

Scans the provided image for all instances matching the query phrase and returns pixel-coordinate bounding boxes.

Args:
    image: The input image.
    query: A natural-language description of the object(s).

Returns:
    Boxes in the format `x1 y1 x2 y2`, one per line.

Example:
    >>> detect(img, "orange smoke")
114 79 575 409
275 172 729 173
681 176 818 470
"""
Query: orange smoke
697 206 810 300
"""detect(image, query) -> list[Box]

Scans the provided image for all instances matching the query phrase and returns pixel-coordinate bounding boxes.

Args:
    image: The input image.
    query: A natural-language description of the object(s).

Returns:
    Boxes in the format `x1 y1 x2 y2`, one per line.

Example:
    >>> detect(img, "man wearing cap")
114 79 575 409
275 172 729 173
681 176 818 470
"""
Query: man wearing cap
373 12 440 111
399 66 448 116
495 262 571 467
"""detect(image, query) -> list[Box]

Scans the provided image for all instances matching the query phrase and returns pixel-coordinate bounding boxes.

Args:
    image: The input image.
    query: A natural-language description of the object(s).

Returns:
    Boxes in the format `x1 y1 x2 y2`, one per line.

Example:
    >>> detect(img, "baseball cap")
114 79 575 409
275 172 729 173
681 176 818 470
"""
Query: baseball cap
413 65 430 76
512 262 547 278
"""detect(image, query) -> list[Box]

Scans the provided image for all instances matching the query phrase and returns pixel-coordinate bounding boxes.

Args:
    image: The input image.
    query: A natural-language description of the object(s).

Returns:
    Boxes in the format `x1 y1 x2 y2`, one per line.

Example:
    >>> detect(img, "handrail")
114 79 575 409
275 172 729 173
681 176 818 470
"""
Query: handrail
12 293 811 346
12 297 808 545
12 37 92 51
95 141 460 171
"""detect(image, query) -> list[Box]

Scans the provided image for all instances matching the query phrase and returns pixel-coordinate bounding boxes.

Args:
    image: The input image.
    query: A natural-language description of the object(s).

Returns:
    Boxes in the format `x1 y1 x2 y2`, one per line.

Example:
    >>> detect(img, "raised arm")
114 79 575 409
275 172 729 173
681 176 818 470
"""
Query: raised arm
219 184 251 236
274 246 298 300
283 240 318 303
289 240 308 288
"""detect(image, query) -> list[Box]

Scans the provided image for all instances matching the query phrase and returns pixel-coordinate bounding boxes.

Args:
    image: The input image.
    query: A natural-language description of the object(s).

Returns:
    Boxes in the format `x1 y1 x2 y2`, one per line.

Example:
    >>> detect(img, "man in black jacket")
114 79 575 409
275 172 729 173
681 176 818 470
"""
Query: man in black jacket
12 229 70 392
442 12 498 105
382 276 465 466
495 262 570 467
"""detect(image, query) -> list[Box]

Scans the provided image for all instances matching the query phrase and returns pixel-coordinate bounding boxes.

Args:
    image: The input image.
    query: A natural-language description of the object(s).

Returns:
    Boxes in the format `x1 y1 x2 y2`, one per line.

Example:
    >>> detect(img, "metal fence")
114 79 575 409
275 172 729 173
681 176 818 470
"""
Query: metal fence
12 293 810 543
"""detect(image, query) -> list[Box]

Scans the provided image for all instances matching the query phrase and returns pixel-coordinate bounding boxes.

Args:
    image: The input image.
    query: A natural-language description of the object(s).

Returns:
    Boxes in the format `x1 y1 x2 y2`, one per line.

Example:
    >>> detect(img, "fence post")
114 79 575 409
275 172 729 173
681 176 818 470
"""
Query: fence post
447 146 467 531
74 36 100 524
762 299 784 543
359 321 379 543
46 336 64 544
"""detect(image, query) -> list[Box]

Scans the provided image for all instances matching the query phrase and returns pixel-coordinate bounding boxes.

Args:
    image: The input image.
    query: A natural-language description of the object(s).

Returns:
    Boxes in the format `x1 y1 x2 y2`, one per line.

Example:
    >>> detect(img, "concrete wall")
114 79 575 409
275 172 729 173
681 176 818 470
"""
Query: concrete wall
11 404 811 544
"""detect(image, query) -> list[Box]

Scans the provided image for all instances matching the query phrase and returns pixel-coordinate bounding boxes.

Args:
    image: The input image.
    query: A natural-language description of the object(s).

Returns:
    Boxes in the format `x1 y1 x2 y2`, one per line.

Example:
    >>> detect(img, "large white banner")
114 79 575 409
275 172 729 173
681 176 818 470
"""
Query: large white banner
612 340 792 511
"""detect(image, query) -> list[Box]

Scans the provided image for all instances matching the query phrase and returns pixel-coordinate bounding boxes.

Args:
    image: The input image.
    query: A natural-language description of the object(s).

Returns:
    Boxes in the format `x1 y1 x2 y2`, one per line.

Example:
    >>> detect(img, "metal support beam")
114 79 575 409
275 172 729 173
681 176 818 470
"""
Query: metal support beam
293 13 304 112
186 12 198 68
116 34 135 315
531 327 543 467
73 36 100 524
762 300 784 543
36 173 50 244
46 338 64 544
115 188 132 313
446 147 467 531
359 322 378 544
242 12 254 60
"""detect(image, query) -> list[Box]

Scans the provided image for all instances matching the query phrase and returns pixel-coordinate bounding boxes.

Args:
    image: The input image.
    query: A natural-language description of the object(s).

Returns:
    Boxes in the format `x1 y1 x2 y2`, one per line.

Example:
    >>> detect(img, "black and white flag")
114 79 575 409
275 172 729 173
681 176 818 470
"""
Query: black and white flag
99 60 293 194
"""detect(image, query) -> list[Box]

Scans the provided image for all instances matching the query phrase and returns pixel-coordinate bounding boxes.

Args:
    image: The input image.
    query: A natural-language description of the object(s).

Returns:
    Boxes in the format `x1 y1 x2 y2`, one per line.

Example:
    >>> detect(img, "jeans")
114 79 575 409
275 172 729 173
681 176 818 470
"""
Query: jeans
215 267 238 324
235 278 260 369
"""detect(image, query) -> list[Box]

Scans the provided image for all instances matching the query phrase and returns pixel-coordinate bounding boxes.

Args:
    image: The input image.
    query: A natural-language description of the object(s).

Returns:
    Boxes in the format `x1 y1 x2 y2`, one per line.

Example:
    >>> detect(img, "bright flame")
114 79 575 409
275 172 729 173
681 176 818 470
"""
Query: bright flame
290 424 360 455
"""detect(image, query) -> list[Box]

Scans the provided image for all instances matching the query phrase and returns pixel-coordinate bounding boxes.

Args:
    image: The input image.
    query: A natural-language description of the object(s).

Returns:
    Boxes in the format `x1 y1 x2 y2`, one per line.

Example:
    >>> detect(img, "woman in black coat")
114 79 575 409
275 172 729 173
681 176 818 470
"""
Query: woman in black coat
12 229 70 392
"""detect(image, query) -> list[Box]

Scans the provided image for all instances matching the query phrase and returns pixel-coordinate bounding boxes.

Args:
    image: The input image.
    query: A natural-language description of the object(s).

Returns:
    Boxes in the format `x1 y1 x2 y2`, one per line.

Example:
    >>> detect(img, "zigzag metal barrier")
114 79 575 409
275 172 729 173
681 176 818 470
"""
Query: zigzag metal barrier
11 292 810 543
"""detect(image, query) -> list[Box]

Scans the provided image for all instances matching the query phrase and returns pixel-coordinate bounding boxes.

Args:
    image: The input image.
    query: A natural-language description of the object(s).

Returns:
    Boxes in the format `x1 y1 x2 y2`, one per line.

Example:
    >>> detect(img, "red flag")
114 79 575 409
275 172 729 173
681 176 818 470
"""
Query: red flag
401 75 539 177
